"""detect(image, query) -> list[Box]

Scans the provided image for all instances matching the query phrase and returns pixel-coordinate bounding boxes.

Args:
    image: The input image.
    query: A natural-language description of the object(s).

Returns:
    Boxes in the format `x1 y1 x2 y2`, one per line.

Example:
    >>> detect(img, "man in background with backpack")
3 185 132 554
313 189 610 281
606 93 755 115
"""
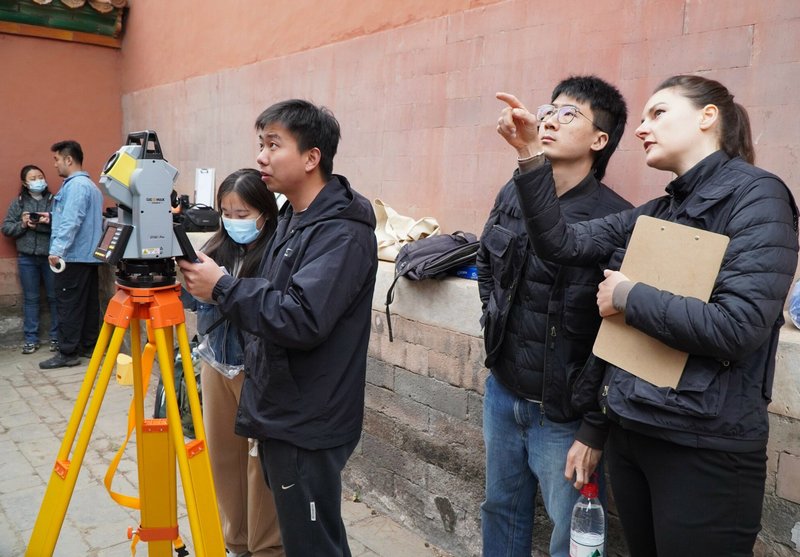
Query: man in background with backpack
477 76 632 557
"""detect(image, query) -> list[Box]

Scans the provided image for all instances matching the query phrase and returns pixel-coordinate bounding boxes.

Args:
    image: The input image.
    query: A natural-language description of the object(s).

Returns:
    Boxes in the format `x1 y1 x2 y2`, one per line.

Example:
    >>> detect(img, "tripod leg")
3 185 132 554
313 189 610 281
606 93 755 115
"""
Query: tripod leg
153 324 225 557
26 322 128 556
127 318 178 557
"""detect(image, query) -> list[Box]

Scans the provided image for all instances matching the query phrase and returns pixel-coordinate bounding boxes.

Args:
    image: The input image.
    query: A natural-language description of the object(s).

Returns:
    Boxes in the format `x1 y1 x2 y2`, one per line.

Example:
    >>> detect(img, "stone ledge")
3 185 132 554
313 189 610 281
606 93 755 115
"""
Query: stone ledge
371 260 800 420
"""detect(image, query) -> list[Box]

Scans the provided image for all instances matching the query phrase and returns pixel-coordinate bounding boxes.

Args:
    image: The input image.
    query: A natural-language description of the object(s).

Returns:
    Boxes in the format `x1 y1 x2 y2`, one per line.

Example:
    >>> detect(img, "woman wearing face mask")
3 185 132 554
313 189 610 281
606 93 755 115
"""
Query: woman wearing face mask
2 165 59 354
192 168 283 557
499 75 798 556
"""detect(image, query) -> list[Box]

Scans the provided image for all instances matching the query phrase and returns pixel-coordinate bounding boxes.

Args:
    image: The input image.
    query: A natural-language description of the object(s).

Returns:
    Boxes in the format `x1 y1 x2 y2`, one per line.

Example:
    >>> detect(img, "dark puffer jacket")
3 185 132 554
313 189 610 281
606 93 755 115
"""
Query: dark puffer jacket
477 169 632 431
213 175 378 450
515 151 799 452
1 190 54 256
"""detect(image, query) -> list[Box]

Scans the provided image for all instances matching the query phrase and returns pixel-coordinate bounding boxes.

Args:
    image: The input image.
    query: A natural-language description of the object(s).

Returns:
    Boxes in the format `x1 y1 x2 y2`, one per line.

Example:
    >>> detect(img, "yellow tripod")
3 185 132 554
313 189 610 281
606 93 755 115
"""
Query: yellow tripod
26 282 225 556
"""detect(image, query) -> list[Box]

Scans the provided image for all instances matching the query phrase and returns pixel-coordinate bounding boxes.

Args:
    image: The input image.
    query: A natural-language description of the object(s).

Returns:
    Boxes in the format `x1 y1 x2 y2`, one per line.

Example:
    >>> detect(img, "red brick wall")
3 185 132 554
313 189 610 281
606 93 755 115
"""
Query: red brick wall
118 0 800 246
0 34 120 261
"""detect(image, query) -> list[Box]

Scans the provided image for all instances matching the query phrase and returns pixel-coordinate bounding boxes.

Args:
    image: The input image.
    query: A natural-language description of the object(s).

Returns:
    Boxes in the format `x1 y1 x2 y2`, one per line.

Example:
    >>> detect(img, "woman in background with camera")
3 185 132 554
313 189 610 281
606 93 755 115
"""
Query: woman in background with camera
2 164 58 355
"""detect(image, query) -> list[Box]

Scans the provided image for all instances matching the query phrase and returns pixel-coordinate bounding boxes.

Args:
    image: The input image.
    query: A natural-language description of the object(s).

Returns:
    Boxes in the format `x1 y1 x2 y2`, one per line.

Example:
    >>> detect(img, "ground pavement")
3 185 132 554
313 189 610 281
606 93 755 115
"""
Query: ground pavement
0 345 453 557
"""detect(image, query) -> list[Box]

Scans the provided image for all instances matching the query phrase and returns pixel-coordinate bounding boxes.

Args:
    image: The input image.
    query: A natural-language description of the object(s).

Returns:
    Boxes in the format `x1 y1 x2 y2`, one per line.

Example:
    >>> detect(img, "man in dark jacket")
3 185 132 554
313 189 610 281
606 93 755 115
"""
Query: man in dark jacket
180 99 378 557
478 76 632 557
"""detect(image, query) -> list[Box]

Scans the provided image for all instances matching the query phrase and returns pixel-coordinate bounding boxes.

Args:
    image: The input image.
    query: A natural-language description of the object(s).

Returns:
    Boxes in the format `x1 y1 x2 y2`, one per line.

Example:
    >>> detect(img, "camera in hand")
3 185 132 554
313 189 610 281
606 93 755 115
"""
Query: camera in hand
29 212 41 223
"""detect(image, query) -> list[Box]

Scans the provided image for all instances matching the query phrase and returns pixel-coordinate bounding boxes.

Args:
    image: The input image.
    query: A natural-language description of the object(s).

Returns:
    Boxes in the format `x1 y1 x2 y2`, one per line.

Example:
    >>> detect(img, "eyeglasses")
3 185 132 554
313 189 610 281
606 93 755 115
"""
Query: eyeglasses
536 104 607 133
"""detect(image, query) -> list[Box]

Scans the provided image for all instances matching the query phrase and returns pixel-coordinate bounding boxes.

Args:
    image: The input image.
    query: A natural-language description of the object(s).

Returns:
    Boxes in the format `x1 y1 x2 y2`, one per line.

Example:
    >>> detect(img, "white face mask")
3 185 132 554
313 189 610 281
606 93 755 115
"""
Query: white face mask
222 214 262 244
27 179 47 193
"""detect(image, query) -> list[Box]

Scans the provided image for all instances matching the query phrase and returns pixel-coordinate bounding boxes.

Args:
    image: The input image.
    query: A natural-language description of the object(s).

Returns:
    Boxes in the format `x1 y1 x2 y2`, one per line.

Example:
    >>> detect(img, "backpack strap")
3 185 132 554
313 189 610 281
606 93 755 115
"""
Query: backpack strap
384 273 402 342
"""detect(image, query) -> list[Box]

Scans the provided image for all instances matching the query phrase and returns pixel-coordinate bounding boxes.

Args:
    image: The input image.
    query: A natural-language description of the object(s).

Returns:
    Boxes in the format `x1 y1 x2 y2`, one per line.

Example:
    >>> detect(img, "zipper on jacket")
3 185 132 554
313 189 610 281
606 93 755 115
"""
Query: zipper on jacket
506 277 517 302
538 402 544 426
601 384 609 415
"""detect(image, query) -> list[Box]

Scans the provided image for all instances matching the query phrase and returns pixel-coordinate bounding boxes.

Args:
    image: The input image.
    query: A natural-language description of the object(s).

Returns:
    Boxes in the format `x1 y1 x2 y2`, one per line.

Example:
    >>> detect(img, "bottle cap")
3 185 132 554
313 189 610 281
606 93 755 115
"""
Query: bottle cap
580 482 599 498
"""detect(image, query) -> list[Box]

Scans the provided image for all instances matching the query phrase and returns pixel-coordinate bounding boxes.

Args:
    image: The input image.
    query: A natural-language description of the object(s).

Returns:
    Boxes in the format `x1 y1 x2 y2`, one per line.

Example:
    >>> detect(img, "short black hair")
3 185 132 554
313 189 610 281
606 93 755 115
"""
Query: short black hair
254 99 341 181
551 76 627 180
51 140 84 166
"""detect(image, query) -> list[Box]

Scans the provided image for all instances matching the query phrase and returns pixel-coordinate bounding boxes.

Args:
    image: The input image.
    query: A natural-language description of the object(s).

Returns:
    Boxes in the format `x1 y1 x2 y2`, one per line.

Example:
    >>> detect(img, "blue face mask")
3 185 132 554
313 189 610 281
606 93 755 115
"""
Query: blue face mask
27 179 47 193
222 215 262 244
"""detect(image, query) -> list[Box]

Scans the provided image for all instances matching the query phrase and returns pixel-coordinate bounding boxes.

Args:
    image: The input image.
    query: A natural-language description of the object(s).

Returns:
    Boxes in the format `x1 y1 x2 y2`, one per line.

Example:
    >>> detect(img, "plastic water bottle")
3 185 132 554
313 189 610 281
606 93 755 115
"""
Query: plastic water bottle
569 481 605 557
789 279 800 329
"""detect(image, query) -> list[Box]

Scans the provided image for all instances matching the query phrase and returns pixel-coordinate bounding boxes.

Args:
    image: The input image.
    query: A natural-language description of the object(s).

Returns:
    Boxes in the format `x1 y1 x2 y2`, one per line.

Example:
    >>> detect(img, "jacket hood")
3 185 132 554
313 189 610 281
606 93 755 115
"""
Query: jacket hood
285 174 376 230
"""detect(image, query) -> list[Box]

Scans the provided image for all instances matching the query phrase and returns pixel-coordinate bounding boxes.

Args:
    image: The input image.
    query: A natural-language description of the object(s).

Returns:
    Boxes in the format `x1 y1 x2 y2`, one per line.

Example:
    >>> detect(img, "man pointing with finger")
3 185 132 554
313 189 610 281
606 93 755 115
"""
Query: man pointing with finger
477 76 631 557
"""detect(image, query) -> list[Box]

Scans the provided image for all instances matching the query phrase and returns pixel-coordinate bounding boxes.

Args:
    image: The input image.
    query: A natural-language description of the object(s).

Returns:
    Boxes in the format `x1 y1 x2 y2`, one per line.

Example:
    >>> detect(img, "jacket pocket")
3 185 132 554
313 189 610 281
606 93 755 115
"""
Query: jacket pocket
681 182 736 230
263 344 302 406
483 224 517 288
563 283 601 338
571 354 606 414
483 295 504 368
628 358 730 418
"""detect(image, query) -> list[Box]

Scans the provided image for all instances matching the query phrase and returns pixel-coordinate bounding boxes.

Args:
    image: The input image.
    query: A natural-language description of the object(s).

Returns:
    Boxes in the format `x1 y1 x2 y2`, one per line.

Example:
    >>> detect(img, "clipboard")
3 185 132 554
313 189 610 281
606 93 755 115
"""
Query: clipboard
592 215 730 388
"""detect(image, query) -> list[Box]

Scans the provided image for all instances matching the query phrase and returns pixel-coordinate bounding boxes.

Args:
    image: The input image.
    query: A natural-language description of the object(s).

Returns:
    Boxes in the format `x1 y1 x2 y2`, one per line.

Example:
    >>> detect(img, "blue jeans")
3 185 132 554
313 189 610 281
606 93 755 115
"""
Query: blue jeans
18 254 58 344
481 374 582 557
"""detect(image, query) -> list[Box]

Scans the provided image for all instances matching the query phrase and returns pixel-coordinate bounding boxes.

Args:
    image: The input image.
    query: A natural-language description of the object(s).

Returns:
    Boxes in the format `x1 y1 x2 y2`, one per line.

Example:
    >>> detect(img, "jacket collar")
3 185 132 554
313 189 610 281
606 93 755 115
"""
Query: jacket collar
279 174 376 231
665 150 730 203
559 170 599 203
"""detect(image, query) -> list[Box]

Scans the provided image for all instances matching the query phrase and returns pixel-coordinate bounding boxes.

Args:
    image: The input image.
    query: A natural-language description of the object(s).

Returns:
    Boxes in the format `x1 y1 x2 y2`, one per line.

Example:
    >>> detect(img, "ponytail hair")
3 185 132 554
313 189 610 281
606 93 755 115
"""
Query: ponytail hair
655 75 755 164
730 102 755 165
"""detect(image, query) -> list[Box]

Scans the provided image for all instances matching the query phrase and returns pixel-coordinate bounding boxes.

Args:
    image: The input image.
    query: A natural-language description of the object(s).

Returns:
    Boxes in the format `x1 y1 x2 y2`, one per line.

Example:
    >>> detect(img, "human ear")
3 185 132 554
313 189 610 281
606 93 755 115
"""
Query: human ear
304 147 322 173
590 131 609 153
699 104 719 130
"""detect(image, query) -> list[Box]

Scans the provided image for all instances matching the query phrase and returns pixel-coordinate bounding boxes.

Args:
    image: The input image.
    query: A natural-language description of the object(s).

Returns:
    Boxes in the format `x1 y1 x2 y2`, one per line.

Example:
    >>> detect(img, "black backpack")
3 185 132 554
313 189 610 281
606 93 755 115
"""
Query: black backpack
384 231 479 341
153 338 202 438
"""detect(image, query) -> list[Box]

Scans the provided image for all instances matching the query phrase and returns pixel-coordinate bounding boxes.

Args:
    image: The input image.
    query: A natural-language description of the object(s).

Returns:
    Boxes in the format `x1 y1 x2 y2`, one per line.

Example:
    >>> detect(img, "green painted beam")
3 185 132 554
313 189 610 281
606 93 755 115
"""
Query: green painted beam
0 0 123 38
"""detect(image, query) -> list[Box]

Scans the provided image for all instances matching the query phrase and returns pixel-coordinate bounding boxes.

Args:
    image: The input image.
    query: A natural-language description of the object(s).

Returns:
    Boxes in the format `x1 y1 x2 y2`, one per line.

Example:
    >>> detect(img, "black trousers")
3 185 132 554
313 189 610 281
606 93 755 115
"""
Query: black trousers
54 263 100 356
606 423 766 557
258 437 358 557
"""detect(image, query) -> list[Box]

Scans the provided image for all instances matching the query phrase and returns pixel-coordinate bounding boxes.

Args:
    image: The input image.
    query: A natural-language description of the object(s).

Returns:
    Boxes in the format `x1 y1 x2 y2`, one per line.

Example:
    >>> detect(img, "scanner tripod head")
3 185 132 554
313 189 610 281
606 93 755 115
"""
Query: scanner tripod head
95 130 198 287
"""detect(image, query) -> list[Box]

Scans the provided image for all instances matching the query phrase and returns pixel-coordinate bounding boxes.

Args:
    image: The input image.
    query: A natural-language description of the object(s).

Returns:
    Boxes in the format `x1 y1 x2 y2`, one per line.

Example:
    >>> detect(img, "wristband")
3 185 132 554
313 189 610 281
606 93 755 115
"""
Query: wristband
517 150 544 164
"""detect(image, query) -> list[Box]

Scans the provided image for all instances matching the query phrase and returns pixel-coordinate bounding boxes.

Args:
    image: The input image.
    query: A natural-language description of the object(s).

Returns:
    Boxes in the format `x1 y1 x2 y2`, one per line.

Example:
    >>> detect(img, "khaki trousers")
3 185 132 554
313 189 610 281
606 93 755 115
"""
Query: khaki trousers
201 362 283 556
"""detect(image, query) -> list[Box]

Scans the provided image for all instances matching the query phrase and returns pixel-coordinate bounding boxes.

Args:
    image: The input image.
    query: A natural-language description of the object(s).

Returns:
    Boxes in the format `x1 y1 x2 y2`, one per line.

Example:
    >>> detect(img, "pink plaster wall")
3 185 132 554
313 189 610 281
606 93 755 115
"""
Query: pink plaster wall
119 0 503 93
0 33 121 260
119 0 800 240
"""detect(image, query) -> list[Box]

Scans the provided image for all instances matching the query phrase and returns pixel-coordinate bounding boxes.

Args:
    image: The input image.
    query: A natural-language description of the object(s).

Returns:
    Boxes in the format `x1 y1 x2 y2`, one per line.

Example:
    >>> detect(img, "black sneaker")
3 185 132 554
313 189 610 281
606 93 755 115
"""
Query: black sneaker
22 342 40 355
49 339 60 352
39 353 81 369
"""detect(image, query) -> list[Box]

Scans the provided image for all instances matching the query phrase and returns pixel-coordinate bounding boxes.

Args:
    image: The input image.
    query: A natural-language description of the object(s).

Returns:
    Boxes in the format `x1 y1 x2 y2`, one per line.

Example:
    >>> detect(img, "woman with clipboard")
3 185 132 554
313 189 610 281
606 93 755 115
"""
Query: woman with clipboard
496 75 799 556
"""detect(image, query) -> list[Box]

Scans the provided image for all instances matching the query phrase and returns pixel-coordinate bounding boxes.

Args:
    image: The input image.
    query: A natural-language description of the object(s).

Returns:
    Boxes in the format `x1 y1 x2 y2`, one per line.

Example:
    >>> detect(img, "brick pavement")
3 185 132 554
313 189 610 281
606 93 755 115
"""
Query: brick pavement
0 346 451 557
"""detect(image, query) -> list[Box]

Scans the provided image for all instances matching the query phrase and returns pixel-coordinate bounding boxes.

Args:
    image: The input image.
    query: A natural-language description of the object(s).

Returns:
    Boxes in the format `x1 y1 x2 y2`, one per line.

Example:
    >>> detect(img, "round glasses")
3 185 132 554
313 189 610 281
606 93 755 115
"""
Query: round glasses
536 104 607 133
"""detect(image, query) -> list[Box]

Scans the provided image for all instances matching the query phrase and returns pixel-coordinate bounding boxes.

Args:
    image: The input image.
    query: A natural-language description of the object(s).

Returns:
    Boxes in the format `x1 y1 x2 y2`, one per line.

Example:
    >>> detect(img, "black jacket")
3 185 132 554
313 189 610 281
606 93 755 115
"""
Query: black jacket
213 175 378 450
1 190 54 256
477 168 631 433
515 151 799 452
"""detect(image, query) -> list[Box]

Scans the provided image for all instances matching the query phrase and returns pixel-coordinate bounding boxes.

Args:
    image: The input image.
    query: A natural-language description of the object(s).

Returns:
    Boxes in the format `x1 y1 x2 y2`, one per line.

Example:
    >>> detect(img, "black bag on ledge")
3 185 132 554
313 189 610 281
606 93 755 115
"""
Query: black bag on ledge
181 204 219 232
384 231 479 341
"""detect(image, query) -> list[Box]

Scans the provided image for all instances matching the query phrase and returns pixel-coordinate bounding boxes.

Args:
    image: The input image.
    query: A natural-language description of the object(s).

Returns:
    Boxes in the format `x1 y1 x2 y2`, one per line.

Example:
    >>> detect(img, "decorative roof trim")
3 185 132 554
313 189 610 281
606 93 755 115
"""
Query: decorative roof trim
31 0 128 13
0 20 121 48
0 0 126 47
